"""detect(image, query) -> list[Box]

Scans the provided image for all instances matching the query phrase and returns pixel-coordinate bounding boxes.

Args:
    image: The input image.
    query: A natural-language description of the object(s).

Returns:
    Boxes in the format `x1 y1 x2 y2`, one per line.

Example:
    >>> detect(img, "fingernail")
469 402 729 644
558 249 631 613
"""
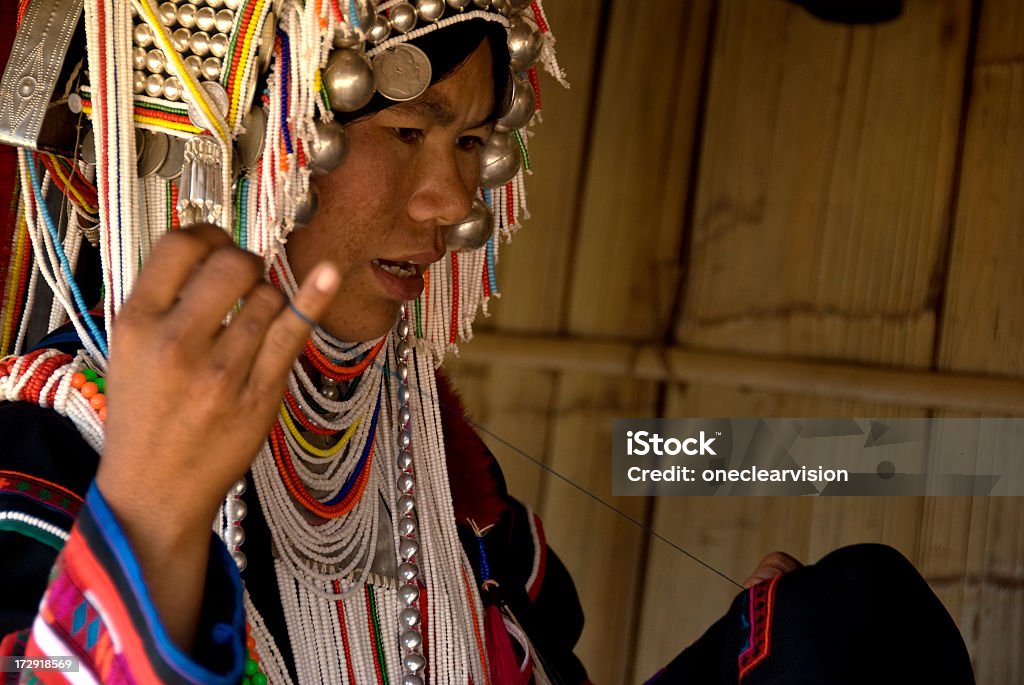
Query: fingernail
314 264 339 293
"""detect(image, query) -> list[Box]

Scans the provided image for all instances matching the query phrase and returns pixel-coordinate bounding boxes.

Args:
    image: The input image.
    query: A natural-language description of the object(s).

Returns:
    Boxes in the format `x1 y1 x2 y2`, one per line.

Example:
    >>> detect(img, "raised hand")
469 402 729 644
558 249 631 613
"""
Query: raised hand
94 224 340 649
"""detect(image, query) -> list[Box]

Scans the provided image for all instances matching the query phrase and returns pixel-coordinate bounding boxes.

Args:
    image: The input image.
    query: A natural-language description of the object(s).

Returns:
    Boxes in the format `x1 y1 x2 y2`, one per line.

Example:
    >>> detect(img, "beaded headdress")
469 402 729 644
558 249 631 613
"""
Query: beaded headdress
0 0 565 363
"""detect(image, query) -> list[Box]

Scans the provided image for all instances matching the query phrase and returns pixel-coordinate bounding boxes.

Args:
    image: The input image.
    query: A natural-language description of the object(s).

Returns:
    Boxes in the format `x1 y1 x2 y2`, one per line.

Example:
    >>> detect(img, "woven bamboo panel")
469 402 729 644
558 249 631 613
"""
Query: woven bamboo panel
635 0 973 678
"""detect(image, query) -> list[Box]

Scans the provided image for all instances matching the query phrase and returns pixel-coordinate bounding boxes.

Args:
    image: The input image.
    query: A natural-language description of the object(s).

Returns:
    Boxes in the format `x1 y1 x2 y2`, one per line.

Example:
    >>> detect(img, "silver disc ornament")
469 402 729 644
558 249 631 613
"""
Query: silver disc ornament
138 130 170 177
372 44 432 102
495 71 535 132
444 198 493 250
508 13 542 71
236 105 267 170
478 131 521 187
324 49 375 112
186 81 230 130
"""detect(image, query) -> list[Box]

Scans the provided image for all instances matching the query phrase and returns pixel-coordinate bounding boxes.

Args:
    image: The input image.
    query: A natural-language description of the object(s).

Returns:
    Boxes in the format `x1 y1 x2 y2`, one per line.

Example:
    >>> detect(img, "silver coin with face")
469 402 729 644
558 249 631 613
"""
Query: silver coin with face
372 44 432 102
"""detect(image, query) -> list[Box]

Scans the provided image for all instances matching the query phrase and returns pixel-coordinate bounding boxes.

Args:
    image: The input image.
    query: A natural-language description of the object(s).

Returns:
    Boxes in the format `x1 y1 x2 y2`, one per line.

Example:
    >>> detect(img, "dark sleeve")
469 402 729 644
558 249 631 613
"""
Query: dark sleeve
0 401 246 684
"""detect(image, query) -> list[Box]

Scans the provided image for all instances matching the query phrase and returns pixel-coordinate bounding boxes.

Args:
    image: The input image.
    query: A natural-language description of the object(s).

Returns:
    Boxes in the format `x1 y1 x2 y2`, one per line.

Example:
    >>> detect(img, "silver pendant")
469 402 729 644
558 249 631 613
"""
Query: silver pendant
177 133 223 226
372 44 432 102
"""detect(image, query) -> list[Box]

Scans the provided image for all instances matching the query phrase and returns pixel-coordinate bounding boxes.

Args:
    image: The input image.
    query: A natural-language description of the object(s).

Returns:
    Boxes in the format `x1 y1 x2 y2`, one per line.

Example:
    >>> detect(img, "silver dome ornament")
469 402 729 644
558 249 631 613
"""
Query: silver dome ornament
447 0 472 9
184 55 203 78
231 479 247 497
399 607 421 628
171 27 192 53
444 198 493 250
366 14 392 44
237 106 267 169
397 494 415 515
133 46 147 70
292 184 320 227
416 0 445 22
214 9 234 33
189 30 211 57
324 49 375 112
176 3 198 28
402 654 426 673
158 1 177 25
398 583 419 606
473 0 491 8
402 676 424 685
232 550 247 571
495 71 536 132
399 538 419 560
145 49 166 74
195 6 216 32
397 562 419 582
333 21 362 49
508 13 543 71
144 73 165 98
210 32 229 58
397 514 417 536
479 131 521 187
133 70 146 95
390 2 418 33
163 76 182 101
202 57 222 81
133 22 154 48
492 0 512 16
307 120 348 176
400 630 422 651
227 524 245 548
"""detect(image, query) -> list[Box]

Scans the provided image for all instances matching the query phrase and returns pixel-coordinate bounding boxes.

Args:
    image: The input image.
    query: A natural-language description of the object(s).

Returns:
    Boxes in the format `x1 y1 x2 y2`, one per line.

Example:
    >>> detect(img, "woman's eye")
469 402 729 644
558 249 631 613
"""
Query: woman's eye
457 136 484 152
393 128 423 144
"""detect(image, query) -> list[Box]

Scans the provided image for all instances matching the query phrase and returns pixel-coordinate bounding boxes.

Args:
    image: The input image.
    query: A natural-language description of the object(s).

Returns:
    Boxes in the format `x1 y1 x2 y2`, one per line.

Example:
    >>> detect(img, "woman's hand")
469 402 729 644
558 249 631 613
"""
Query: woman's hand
743 551 803 588
94 224 340 649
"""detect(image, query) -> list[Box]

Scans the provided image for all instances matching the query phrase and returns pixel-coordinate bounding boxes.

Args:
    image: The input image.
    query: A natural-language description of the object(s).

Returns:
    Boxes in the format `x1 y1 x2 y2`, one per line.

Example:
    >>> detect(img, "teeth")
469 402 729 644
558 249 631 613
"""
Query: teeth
374 260 417 278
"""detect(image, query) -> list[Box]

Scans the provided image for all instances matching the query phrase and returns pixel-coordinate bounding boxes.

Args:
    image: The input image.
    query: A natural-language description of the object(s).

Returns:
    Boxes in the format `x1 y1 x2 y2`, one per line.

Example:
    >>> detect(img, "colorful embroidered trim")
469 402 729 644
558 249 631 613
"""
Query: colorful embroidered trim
0 470 83 519
738 574 781 681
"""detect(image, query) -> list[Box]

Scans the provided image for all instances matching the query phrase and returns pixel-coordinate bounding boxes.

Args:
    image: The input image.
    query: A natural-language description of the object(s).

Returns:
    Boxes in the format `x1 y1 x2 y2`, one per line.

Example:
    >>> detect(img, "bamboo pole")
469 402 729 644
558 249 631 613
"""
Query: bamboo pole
457 333 1024 415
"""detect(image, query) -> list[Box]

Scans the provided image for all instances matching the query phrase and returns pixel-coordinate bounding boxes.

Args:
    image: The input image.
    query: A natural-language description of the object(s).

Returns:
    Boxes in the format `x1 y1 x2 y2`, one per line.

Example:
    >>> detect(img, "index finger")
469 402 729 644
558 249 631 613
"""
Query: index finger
124 224 235 315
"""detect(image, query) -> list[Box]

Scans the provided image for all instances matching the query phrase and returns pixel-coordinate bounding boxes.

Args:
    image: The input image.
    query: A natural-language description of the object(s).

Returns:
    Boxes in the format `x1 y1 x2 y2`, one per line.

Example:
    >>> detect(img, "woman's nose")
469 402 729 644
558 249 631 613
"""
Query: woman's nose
406 148 475 228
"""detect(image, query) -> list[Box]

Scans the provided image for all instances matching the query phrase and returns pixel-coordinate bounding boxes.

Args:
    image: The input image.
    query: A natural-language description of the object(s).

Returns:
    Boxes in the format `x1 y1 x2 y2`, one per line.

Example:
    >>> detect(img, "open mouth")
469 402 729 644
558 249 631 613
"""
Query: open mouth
372 259 420 278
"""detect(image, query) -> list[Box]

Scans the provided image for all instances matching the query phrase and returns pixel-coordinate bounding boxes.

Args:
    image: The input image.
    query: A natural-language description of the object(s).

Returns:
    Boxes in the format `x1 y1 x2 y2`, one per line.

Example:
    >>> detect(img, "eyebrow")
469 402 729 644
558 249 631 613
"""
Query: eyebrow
392 92 493 130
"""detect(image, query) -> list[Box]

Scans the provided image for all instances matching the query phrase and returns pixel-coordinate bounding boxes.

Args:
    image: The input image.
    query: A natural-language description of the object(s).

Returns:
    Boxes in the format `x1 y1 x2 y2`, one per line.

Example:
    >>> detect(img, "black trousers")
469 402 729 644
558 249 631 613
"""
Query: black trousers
646 544 975 684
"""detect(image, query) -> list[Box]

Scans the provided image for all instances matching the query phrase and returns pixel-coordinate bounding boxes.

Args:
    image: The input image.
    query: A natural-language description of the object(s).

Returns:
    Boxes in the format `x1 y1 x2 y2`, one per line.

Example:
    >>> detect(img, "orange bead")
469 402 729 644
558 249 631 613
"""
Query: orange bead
81 381 98 398
71 372 87 389
246 635 256 650
90 393 106 410
98 406 107 422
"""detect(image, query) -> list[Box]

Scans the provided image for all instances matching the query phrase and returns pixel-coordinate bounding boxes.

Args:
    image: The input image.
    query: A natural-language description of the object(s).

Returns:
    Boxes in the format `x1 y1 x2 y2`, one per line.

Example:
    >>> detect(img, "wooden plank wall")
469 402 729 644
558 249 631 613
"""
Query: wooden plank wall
448 0 1023 683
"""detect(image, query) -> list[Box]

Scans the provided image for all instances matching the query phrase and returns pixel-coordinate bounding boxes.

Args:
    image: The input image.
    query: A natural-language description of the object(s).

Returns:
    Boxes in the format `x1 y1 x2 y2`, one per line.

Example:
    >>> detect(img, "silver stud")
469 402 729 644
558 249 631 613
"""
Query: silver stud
390 2 417 33
227 524 245 547
323 49 375 112
479 131 521 187
444 197 494 250
400 629 422 651
416 0 445 21
195 6 216 31
320 383 340 401
399 538 419 560
398 583 419 606
366 14 391 44
145 49 167 74
399 428 412 449
399 607 421 628
210 32 229 58
397 514 417 536
189 30 211 56
158 1 177 25
398 561 419 582
202 57 222 80
177 3 197 28
397 494 415 516
133 46 148 70
133 22 154 48
307 120 349 176
397 341 411 358
207 0 224 7
133 70 146 94
403 653 426 673
492 0 513 15
224 0 242 9
184 55 203 78
231 479 247 496
171 27 192 53
508 13 543 71
397 473 415 494
215 8 234 33
473 0 491 8
398 320 410 338
232 550 247 571
144 73 165 97
446 0 472 9
397 449 413 470
399 406 411 427
398 364 409 382
230 499 247 522
400 387 411 404
402 675 424 685
163 76 182 101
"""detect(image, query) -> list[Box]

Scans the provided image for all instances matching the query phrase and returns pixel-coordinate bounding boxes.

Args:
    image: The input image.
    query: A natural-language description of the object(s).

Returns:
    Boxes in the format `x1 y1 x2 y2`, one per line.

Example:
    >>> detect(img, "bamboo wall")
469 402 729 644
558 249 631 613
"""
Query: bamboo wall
448 1 1024 683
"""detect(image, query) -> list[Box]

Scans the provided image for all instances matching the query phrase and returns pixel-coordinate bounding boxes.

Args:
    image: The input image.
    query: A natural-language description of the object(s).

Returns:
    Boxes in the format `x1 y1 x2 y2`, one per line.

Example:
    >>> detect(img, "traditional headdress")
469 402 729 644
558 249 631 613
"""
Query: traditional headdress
0 1 565 683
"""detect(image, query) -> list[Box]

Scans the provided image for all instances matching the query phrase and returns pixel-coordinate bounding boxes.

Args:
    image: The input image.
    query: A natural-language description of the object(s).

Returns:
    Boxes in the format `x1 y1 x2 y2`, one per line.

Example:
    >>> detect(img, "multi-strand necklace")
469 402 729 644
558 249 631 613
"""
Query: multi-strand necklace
218 255 488 684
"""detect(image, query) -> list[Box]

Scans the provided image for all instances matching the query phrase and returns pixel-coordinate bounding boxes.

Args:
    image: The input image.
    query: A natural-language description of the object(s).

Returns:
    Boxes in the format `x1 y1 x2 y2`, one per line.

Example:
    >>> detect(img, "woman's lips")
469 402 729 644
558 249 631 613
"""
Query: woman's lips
372 258 426 301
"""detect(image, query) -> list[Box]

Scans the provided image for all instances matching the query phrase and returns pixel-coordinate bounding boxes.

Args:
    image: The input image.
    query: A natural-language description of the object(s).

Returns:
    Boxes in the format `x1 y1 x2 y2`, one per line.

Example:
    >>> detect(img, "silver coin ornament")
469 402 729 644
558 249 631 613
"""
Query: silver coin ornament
257 11 277 74
292 184 320 227
307 119 349 176
138 130 170 177
444 197 493 250
478 131 521 187
495 71 535 132
157 136 187 179
372 44 432 102
186 81 229 129
416 0 445 22
324 49 375 112
236 105 267 169
508 13 543 71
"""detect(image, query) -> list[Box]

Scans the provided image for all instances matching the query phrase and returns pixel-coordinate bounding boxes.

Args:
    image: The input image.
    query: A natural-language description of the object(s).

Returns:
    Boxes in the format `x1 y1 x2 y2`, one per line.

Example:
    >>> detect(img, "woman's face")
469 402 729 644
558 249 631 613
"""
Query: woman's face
285 42 496 342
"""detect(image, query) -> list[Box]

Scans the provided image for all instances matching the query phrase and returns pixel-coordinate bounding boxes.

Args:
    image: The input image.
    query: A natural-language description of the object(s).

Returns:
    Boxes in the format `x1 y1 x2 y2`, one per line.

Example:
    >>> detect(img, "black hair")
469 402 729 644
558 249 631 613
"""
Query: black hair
338 19 511 124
